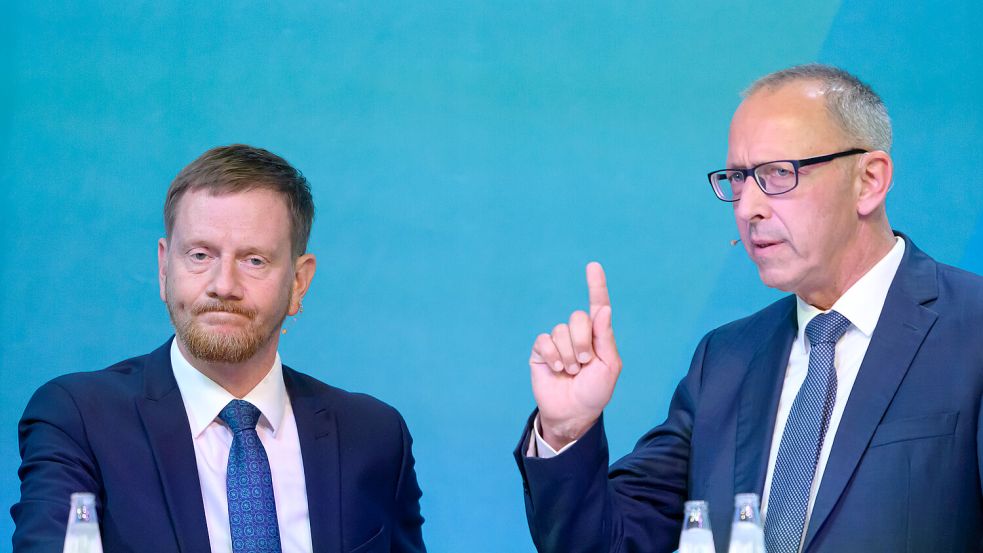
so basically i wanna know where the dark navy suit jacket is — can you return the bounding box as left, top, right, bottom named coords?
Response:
left=515, top=236, right=983, bottom=552
left=12, top=339, right=426, bottom=553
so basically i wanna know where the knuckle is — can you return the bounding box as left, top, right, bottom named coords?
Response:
left=569, top=310, right=589, bottom=329
left=533, top=334, right=554, bottom=354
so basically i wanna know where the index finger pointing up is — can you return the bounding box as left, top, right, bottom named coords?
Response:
left=586, top=261, right=611, bottom=318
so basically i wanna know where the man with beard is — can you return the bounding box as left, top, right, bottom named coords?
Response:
left=12, top=145, right=426, bottom=553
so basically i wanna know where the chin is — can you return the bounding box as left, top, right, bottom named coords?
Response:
left=755, top=267, right=797, bottom=293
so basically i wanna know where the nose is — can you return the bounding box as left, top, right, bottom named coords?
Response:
left=733, top=174, right=772, bottom=224
left=207, top=256, right=244, bottom=300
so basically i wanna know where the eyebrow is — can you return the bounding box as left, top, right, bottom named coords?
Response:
left=724, top=158, right=780, bottom=170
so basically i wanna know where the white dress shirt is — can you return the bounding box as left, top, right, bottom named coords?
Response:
left=532, top=237, right=906, bottom=541
left=760, top=236, right=904, bottom=542
left=170, top=341, right=314, bottom=553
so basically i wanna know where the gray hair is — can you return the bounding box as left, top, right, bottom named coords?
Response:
left=743, top=64, right=892, bottom=152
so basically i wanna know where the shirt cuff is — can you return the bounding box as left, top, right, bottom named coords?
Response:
left=528, top=414, right=578, bottom=458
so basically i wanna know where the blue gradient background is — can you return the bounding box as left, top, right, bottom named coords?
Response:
left=2, top=2, right=981, bottom=551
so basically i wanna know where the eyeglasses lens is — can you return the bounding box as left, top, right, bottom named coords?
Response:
left=754, top=161, right=797, bottom=194
left=711, top=170, right=744, bottom=201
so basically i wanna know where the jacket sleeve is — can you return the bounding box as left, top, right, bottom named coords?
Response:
left=391, top=410, right=427, bottom=553
left=514, top=333, right=711, bottom=553
left=11, top=379, right=103, bottom=553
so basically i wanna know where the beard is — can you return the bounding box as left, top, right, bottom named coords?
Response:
left=167, top=294, right=290, bottom=365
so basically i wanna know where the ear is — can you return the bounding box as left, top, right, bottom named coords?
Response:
left=158, top=238, right=169, bottom=303
left=288, top=253, right=317, bottom=316
left=856, top=150, right=893, bottom=217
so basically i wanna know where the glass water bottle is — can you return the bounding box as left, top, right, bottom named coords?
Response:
left=63, top=492, right=103, bottom=553
left=727, top=493, right=765, bottom=553
left=679, top=499, right=716, bottom=553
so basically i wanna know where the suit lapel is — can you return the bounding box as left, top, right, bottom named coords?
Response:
left=734, top=297, right=797, bottom=497
left=803, top=237, right=939, bottom=551
left=134, top=339, right=212, bottom=553
left=286, top=367, right=342, bottom=553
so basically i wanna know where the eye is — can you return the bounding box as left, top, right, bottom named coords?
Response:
left=246, top=256, right=267, bottom=267
left=189, top=251, right=209, bottom=262
left=758, top=163, right=795, bottom=179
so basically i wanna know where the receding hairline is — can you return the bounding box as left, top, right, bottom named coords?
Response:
left=741, top=75, right=823, bottom=98
left=742, top=64, right=862, bottom=96
left=737, top=64, right=893, bottom=152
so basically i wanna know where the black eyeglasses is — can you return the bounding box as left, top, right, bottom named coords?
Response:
left=707, top=148, right=868, bottom=202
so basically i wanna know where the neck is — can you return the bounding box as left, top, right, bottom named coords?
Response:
left=176, top=337, right=279, bottom=398
left=800, top=223, right=896, bottom=310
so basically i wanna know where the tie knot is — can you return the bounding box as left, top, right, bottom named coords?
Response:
left=219, top=399, right=262, bottom=433
left=805, top=310, right=851, bottom=345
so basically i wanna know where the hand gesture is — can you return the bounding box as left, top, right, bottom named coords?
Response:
left=530, top=262, right=622, bottom=451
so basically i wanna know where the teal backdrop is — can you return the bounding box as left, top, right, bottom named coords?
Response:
left=2, top=1, right=981, bottom=551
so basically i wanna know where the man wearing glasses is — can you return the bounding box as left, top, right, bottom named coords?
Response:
left=515, top=64, right=983, bottom=552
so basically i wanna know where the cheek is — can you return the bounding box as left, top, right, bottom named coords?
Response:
left=733, top=209, right=751, bottom=239
left=165, top=272, right=205, bottom=305
left=254, top=277, right=294, bottom=309
left=773, top=204, right=818, bottom=251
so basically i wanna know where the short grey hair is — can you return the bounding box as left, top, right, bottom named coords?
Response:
left=743, top=64, right=892, bottom=152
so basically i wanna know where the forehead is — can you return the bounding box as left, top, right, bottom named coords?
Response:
left=170, top=188, right=291, bottom=247
left=727, top=80, right=847, bottom=164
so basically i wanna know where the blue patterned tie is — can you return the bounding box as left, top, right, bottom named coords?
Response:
left=764, top=310, right=851, bottom=553
left=219, top=399, right=282, bottom=553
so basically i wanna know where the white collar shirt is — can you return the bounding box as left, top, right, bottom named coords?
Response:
left=170, top=341, right=313, bottom=553
left=761, top=236, right=906, bottom=548
left=530, top=238, right=908, bottom=552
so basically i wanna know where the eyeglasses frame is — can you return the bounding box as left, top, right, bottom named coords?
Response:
left=707, top=148, right=869, bottom=202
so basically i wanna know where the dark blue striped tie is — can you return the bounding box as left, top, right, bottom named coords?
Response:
left=764, top=310, right=851, bottom=553
left=219, top=399, right=283, bottom=553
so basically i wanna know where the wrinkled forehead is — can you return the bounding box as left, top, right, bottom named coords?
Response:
left=726, top=81, right=846, bottom=165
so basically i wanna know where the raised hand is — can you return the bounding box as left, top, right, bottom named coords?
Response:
left=530, top=262, right=622, bottom=451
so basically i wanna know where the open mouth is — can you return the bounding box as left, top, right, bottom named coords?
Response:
left=751, top=239, right=784, bottom=252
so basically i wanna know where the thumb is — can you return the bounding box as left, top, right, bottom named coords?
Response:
left=592, top=305, right=621, bottom=371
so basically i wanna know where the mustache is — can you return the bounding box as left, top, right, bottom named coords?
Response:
left=190, top=301, right=257, bottom=319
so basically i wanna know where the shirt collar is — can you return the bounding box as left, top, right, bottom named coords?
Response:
left=170, top=339, right=288, bottom=438
left=795, top=237, right=906, bottom=349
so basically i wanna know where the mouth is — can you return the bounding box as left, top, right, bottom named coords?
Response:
left=749, top=238, right=785, bottom=254
left=191, top=301, right=256, bottom=318
left=197, top=310, right=250, bottom=323
left=200, top=309, right=245, bottom=317
left=193, top=306, right=256, bottom=326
